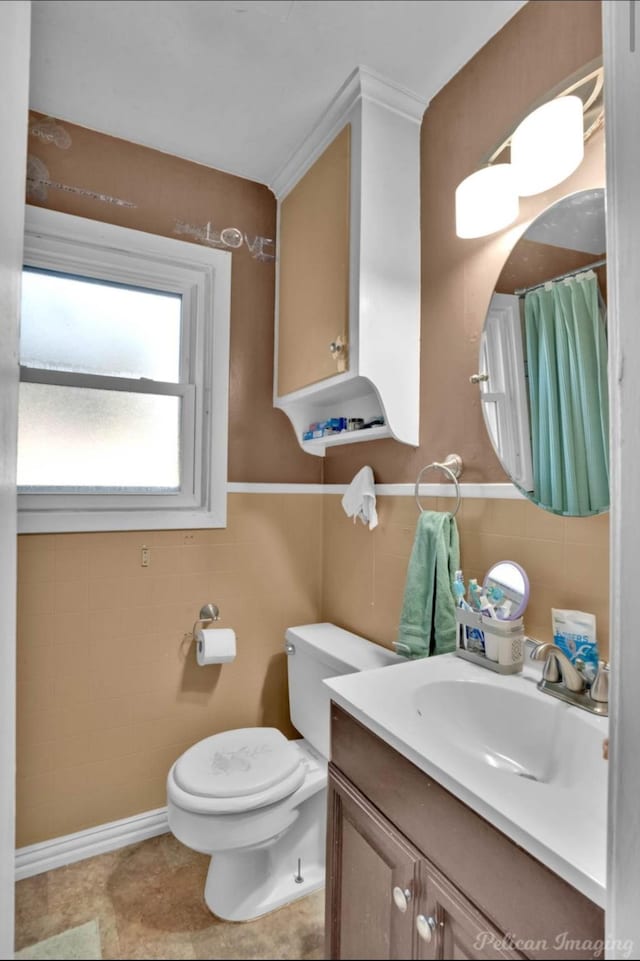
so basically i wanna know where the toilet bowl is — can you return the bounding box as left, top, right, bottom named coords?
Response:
left=167, top=622, right=401, bottom=921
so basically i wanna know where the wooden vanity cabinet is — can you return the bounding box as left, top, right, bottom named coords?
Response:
left=326, top=704, right=604, bottom=961
left=326, top=766, right=420, bottom=959
left=327, top=765, right=522, bottom=960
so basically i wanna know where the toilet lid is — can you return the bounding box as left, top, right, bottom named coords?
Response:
left=173, top=727, right=304, bottom=799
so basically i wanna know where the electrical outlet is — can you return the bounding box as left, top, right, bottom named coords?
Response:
left=141, top=546, right=150, bottom=567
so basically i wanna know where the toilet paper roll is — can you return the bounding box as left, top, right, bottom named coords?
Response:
left=196, top=628, right=236, bottom=665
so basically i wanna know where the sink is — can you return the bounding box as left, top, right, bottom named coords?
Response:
left=414, top=678, right=564, bottom=782
left=325, top=652, right=608, bottom=906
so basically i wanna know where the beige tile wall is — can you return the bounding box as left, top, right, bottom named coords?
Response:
left=16, top=493, right=323, bottom=847
left=16, top=490, right=609, bottom=847
left=322, top=495, right=609, bottom=658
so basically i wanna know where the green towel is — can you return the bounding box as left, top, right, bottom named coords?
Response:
left=396, top=511, right=460, bottom=658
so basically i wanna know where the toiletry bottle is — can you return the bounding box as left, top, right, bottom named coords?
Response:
left=469, top=579, right=482, bottom=610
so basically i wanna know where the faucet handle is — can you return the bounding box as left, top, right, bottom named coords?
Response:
left=542, top=654, right=562, bottom=684
left=524, top=636, right=545, bottom=660
left=589, top=661, right=610, bottom=705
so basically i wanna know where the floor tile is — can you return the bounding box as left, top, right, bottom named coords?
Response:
left=15, top=874, right=50, bottom=950
left=15, top=834, right=325, bottom=961
left=15, top=920, right=101, bottom=960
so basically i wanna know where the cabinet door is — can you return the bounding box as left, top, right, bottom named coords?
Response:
left=416, top=861, right=525, bottom=961
left=277, top=124, right=350, bottom=397
left=326, top=765, right=421, bottom=961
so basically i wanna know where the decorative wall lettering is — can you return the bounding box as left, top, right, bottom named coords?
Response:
left=174, top=219, right=275, bottom=262
left=26, top=155, right=136, bottom=208
left=29, top=115, right=72, bottom=149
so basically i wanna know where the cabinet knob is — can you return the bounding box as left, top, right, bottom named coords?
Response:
left=329, top=340, right=345, bottom=356
left=470, top=372, right=489, bottom=384
left=416, top=914, right=437, bottom=942
left=392, top=885, right=412, bottom=913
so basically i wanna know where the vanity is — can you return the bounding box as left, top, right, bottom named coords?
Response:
left=324, top=657, right=607, bottom=960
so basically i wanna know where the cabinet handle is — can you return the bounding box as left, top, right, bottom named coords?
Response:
left=392, top=886, right=412, bottom=913
left=470, top=372, right=489, bottom=384
left=416, top=914, right=437, bottom=942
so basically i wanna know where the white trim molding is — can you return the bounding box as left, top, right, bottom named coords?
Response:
left=271, top=65, right=426, bottom=199
left=0, top=3, right=30, bottom=955
left=227, top=481, right=524, bottom=499
left=227, top=482, right=328, bottom=495
left=604, top=2, right=640, bottom=956
left=19, top=206, right=231, bottom=533
left=15, top=807, right=169, bottom=881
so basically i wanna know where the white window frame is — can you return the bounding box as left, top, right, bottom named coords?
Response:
left=480, top=292, right=534, bottom=493
left=19, top=206, right=231, bottom=533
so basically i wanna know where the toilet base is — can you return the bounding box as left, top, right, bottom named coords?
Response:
left=204, top=790, right=326, bottom=921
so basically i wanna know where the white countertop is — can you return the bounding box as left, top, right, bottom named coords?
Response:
left=325, top=653, right=608, bottom=907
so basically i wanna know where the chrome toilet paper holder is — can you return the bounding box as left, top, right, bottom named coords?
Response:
left=191, top=602, right=220, bottom=639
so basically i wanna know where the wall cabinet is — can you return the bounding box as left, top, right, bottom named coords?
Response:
left=272, top=67, right=426, bottom=455
left=278, top=125, right=351, bottom=398
left=326, top=705, right=604, bottom=960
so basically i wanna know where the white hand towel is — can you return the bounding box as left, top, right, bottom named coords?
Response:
left=341, top=466, right=378, bottom=530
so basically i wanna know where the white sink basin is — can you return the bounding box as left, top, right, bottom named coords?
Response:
left=325, top=653, right=608, bottom=906
left=414, top=676, right=603, bottom=792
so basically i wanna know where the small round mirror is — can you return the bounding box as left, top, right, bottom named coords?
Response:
left=483, top=560, right=529, bottom=620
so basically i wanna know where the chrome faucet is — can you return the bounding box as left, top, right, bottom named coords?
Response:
left=528, top=640, right=609, bottom=716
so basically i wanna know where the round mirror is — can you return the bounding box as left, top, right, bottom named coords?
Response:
left=483, top=560, right=529, bottom=620
left=478, top=188, right=608, bottom=517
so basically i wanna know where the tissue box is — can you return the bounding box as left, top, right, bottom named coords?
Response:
left=455, top=607, right=524, bottom=674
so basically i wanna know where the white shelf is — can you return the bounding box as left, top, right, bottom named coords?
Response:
left=301, top=424, right=391, bottom=453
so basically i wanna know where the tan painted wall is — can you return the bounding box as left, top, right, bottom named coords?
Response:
left=320, top=1, right=609, bottom=671
left=322, top=495, right=609, bottom=659
left=18, top=114, right=325, bottom=845
left=25, top=110, right=321, bottom=485
left=16, top=494, right=322, bottom=846
left=495, top=239, right=607, bottom=302
left=323, top=0, right=604, bottom=485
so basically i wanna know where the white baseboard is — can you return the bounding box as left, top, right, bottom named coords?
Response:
left=15, top=807, right=169, bottom=881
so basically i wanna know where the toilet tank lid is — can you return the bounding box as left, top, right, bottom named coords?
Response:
left=285, top=622, right=402, bottom=674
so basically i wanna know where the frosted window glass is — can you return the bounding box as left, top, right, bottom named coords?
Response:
left=17, top=383, right=180, bottom=490
left=21, top=269, right=182, bottom=382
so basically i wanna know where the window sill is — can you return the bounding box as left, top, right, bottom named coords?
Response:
left=17, top=505, right=227, bottom=534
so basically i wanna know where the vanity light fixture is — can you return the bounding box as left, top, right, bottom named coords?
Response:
left=454, top=96, right=584, bottom=239
left=455, top=164, right=519, bottom=239
left=454, top=57, right=603, bottom=242
left=510, top=95, right=584, bottom=196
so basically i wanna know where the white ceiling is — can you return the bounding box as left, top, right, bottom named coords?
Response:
left=526, top=188, right=606, bottom=255
left=29, top=0, right=526, bottom=187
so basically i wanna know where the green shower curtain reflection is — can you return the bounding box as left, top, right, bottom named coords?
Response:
left=524, top=272, right=609, bottom=516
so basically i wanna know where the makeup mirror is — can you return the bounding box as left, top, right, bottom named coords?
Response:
left=477, top=188, right=608, bottom=516
left=483, top=561, right=529, bottom=620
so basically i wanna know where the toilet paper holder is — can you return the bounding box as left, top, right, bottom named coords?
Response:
left=191, top=602, right=220, bottom=639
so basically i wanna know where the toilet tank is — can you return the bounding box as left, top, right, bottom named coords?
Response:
left=285, top=622, right=401, bottom=760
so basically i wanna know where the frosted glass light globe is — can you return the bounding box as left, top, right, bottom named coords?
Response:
left=511, top=95, right=584, bottom=197
left=455, top=164, right=519, bottom=239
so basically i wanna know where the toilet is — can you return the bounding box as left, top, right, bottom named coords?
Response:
left=167, top=622, right=400, bottom=921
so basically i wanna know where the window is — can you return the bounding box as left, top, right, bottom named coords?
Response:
left=480, top=293, right=534, bottom=493
left=19, top=207, right=231, bottom=533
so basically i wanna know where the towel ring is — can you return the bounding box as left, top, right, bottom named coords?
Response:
left=414, top=454, right=463, bottom=517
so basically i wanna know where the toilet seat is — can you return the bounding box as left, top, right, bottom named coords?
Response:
left=169, top=727, right=307, bottom=815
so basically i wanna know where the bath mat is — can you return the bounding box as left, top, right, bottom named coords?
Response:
left=15, top=920, right=102, bottom=960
